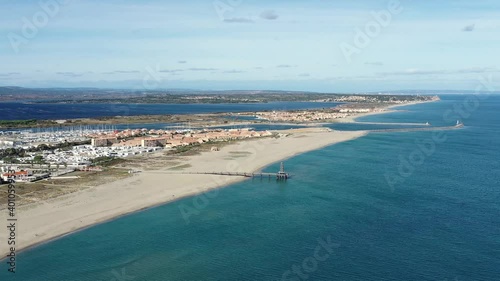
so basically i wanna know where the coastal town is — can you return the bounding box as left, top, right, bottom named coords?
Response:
left=0, top=91, right=447, bottom=190
left=250, top=95, right=438, bottom=122
left=0, top=97, right=439, bottom=184
left=0, top=126, right=273, bottom=183
left=253, top=107, right=379, bottom=122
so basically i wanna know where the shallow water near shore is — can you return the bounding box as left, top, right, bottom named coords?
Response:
left=1, top=95, right=500, bottom=280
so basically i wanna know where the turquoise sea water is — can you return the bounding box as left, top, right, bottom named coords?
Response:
left=1, top=95, right=499, bottom=280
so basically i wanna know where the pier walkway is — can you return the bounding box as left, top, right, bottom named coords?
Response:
left=148, top=162, right=290, bottom=180
left=152, top=171, right=289, bottom=178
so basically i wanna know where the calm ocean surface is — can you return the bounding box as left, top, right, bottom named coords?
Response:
left=1, top=95, right=499, bottom=280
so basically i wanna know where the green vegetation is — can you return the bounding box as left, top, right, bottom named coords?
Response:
left=33, top=155, right=45, bottom=164
left=90, top=156, right=127, bottom=167
left=167, top=164, right=192, bottom=170
left=8, top=90, right=438, bottom=105
left=0, top=119, right=59, bottom=129
left=1, top=157, right=20, bottom=164
left=0, top=119, right=38, bottom=127
left=171, top=144, right=197, bottom=155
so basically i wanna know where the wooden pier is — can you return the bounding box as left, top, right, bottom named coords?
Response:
left=155, top=162, right=290, bottom=180
left=276, top=161, right=289, bottom=180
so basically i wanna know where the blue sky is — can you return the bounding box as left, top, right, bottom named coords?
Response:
left=1, top=0, right=499, bottom=92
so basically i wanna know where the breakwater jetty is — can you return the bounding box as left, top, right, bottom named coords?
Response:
left=367, top=123, right=464, bottom=133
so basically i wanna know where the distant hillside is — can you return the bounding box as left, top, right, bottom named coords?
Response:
left=0, top=86, right=443, bottom=104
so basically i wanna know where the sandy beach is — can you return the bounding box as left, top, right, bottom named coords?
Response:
left=0, top=128, right=367, bottom=256
left=0, top=99, right=442, bottom=257
left=338, top=99, right=440, bottom=123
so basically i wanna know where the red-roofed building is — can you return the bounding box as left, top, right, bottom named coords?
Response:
left=1, top=170, right=34, bottom=182
left=141, top=137, right=169, bottom=147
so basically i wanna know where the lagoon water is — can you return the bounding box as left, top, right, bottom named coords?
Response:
left=1, top=95, right=500, bottom=280
left=0, top=101, right=340, bottom=121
